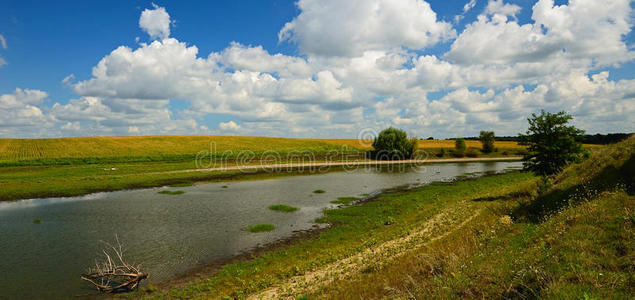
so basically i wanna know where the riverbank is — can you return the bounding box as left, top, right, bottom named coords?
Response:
left=0, top=157, right=520, bottom=202
left=139, top=136, right=633, bottom=299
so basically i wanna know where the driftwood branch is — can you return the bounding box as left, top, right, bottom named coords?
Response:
left=81, top=235, right=148, bottom=293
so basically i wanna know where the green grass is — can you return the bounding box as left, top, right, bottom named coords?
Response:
left=157, top=190, right=185, bottom=195
left=145, top=136, right=633, bottom=299
left=32, top=219, right=41, bottom=224
left=268, top=204, right=299, bottom=212
left=313, top=189, right=326, bottom=194
left=330, top=197, right=360, bottom=204
left=248, top=224, right=275, bottom=233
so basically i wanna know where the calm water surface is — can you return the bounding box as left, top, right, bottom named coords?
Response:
left=0, top=161, right=521, bottom=299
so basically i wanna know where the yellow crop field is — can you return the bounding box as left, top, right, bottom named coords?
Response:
left=0, top=136, right=344, bottom=162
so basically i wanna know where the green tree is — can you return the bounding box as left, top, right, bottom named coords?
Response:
left=479, top=131, right=495, bottom=153
left=452, top=138, right=466, bottom=157
left=369, top=127, right=418, bottom=160
left=518, top=110, right=585, bottom=176
left=455, top=138, right=466, bottom=151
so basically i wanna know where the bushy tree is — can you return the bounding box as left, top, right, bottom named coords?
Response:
left=455, top=138, right=466, bottom=151
left=518, top=110, right=585, bottom=176
left=369, top=127, right=418, bottom=160
left=479, top=131, right=495, bottom=153
left=452, top=138, right=467, bottom=157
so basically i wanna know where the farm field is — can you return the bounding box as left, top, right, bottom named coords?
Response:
left=0, top=136, right=346, bottom=165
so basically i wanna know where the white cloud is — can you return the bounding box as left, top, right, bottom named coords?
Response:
left=218, top=121, right=240, bottom=132
left=0, top=34, right=7, bottom=49
left=139, top=3, right=171, bottom=40
left=2, top=1, right=634, bottom=138
left=0, top=89, right=55, bottom=137
left=446, top=0, right=634, bottom=67
left=279, top=0, right=455, bottom=57
left=484, top=0, right=521, bottom=18
left=61, top=121, right=81, bottom=131
left=464, top=0, right=477, bottom=13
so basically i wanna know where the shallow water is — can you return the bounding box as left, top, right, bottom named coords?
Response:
left=0, top=161, right=521, bottom=299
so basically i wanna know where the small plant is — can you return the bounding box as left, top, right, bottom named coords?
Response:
left=144, top=283, right=158, bottom=293
left=157, top=190, right=185, bottom=195
left=268, top=204, right=299, bottom=212
left=248, top=224, right=275, bottom=233
left=313, top=189, right=325, bottom=194
left=330, top=197, right=360, bottom=204
left=33, top=218, right=41, bottom=224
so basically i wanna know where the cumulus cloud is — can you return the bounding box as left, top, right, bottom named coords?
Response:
left=218, top=121, right=240, bottom=132
left=446, top=0, right=634, bottom=67
left=139, top=3, right=171, bottom=40
left=0, top=89, right=55, bottom=137
left=2, top=1, right=634, bottom=138
left=279, top=0, right=455, bottom=57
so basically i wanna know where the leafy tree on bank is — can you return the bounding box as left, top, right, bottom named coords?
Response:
left=518, top=110, right=585, bottom=176
left=368, top=127, right=418, bottom=160
left=479, top=131, right=495, bottom=153
left=452, top=138, right=467, bottom=157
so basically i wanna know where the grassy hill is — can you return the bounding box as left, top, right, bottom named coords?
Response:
left=150, top=136, right=633, bottom=299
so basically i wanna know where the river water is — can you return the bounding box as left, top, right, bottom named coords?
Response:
left=0, top=161, right=521, bottom=299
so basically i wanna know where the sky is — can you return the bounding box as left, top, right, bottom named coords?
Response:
left=0, top=0, right=633, bottom=139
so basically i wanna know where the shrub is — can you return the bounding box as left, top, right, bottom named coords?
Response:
left=518, top=110, right=585, bottom=176
left=435, top=149, right=445, bottom=158
left=451, top=149, right=465, bottom=158
left=479, top=131, right=495, bottom=153
left=368, top=127, right=418, bottom=160
left=465, top=148, right=480, bottom=158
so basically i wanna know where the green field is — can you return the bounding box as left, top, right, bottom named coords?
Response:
left=142, top=136, right=633, bottom=299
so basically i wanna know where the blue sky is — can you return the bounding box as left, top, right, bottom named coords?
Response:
left=0, top=0, right=633, bottom=138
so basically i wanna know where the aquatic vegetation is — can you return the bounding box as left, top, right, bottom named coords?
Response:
left=248, top=224, right=275, bottom=233
left=313, top=189, right=326, bottom=194
left=157, top=190, right=185, bottom=195
left=268, top=205, right=299, bottom=212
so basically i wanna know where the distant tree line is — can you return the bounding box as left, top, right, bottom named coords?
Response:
left=451, top=133, right=632, bottom=145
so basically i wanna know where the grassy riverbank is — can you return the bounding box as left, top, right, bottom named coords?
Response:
left=142, top=136, right=633, bottom=299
